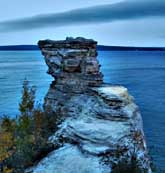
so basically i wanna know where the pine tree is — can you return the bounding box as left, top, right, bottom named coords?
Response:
left=19, top=80, right=36, bottom=116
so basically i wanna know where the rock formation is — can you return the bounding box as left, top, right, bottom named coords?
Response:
left=27, top=37, right=151, bottom=173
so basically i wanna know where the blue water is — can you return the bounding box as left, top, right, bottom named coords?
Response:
left=0, top=51, right=52, bottom=115
left=0, top=50, right=165, bottom=172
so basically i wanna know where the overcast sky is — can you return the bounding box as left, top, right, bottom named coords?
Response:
left=0, top=0, right=165, bottom=46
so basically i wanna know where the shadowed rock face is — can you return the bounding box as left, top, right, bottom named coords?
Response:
left=27, top=37, right=151, bottom=173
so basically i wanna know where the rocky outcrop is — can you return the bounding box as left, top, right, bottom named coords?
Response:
left=27, top=37, right=151, bottom=173
left=38, top=37, right=103, bottom=94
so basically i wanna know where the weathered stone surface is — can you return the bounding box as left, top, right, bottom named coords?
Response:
left=28, top=37, right=151, bottom=173
left=38, top=37, right=103, bottom=93
left=63, top=58, right=81, bottom=72
left=26, top=144, right=109, bottom=173
left=38, top=37, right=97, bottom=49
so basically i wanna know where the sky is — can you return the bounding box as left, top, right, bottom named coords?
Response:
left=0, top=0, right=165, bottom=46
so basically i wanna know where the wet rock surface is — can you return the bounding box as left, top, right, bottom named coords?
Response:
left=27, top=37, right=151, bottom=173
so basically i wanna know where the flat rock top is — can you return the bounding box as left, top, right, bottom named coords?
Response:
left=92, top=86, right=132, bottom=102
left=38, top=37, right=97, bottom=48
left=94, top=86, right=128, bottom=96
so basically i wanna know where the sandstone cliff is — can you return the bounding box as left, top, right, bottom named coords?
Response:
left=27, top=37, right=151, bottom=173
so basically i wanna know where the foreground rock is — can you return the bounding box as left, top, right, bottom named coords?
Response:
left=27, top=37, right=151, bottom=173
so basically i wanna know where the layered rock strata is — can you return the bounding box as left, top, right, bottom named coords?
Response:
left=28, top=37, right=151, bottom=173
left=38, top=37, right=103, bottom=94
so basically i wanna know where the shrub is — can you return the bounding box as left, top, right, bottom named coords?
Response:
left=111, top=154, right=147, bottom=173
left=0, top=80, right=61, bottom=173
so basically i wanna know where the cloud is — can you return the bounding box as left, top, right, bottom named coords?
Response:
left=0, top=0, right=165, bottom=32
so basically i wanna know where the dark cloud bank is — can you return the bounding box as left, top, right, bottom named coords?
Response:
left=0, top=0, right=165, bottom=32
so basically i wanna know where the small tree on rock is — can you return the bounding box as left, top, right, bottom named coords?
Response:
left=19, top=80, right=36, bottom=116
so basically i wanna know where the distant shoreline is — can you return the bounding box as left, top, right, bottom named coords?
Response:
left=98, top=45, right=165, bottom=51
left=0, top=45, right=165, bottom=51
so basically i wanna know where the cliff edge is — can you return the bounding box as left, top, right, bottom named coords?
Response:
left=27, top=37, right=151, bottom=173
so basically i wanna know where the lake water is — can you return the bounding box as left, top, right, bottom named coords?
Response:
left=0, top=50, right=165, bottom=172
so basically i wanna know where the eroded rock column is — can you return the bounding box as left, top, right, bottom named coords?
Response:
left=38, top=37, right=103, bottom=93
left=32, top=37, right=152, bottom=173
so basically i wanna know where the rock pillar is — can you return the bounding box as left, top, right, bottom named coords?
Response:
left=38, top=37, right=103, bottom=93
left=32, top=37, right=152, bottom=173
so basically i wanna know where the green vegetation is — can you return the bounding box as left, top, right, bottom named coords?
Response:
left=0, top=80, right=60, bottom=173
left=111, top=156, right=144, bottom=173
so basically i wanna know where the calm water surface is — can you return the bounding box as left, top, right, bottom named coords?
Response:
left=0, top=50, right=165, bottom=172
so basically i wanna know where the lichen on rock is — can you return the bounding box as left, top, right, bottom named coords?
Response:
left=27, top=37, right=152, bottom=173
